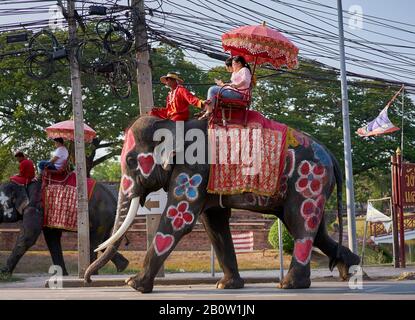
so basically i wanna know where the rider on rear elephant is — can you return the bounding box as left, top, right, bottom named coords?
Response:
left=0, top=177, right=129, bottom=276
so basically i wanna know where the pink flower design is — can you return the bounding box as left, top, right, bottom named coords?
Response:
left=166, top=201, right=194, bottom=231
left=300, top=196, right=325, bottom=231
left=295, top=161, right=326, bottom=198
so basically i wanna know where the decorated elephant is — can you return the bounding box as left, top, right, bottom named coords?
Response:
left=85, top=114, right=360, bottom=292
left=0, top=179, right=129, bottom=276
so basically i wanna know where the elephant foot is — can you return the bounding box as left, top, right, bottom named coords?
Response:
left=0, top=268, right=12, bottom=280
left=336, top=246, right=361, bottom=281
left=279, top=270, right=311, bottom=289
left=125, top=275, right=153, bottom=293
left=216, top=276, right=244, bottom=289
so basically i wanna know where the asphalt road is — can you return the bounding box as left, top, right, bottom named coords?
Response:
left=0, top=281, right=414, bottom=300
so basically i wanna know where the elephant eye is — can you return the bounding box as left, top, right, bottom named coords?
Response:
left=126, top=154, right=137, bottom=169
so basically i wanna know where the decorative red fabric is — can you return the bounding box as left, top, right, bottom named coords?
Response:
left=10, top=159, right=35, bottom=185
left=150, top=85, right=203, bottom=121
left=43, top=172, right=96, bottom=231
left=207, top=110, right=287, bottom=196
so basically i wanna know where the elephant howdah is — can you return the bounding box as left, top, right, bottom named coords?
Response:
left=207, top=111, right=288, bottom=196
left=0, top=180, right=129, bottom=276
left=43, top=172, right=96, bottom=231
left=87, top=114, right=360, bottom=292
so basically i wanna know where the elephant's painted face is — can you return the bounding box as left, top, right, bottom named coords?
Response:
left=120, top=117, right=175, bottom=204
left=0, top=183, right=29, bottom=222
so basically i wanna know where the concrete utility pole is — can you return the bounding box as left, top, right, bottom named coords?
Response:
left=337, top=0, right=357, bottom=254
left=131, top=0, right=164, bottom=277
left=67, top=0, right=90, bottom=278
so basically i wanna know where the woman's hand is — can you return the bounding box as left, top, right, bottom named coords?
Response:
left=215, top=78, right=224, bottom=86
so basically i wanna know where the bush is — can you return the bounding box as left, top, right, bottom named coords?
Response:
left=268, top=220, right=294, bottom=254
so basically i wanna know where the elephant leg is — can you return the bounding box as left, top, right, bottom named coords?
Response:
left=200, top=207, right=244, bottom=289
left=313, top=217, right=360, bottom=280
left=110, top=251, right=130, bottom=273
left=279, top=198, right=323, bottom=289
left=1, top=207, right=42, bottom=275
left=43, top=228, right=69, bottom=276
left=127, top=200, right=205, bottom=293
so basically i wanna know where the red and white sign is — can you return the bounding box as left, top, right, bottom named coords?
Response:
left=231, top=231, right=254, bottom=254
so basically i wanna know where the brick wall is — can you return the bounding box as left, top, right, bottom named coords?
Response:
left=0, top=210, right=274, bottom=251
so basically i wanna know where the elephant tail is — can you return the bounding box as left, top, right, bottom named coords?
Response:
left=329, top=150, right=343, bottom=271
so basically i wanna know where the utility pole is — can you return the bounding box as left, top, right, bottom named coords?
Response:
left=132, top=0, right=154, bottom=113
left=131, top=0, right=164, bottom=277
left=67, top=0, right=90, bottom=278
left=337, top=0, right=357, bottom=254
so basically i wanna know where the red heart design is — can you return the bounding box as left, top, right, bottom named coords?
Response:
left=154, top=232, right=174, bottom=256
left=294, top=238, right=313, bottom=265
left=120, top=129, right=136, bottom=174
left=137, top=153, right=155, bottom=178
left=121, top=175, right=134, bottom=194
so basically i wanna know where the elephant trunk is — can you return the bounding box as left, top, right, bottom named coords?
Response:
left=84, top=238, right=122, bottom=283
left=85, top=185, right=139, bottom=282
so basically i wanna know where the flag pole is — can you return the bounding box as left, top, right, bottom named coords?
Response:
left=401, top=85, right=405, bottom=159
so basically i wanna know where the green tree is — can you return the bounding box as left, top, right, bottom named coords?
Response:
left=0, top=30, right=207, bottom=179
left=268, top=220, right=294, bottom=254
left=91, top=158, right=121, bottom=182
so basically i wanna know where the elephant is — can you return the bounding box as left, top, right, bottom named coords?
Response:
left=84, top=114, right=360, bottom=292
left=0, top=179, right=129, bottom=276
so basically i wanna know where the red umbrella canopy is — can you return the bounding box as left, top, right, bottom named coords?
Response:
left=45, top=120, right=97, bottom=143
left=222, top=22, right=299, bottom=69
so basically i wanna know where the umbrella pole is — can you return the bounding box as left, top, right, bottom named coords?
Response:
left=252, top=56, right=258, bottom=76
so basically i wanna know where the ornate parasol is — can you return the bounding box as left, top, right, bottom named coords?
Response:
left=221, top=22, right=299, bottom=71
left=45, top=120, right=97, bottom=143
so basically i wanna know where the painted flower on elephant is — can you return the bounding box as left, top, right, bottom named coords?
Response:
left=300, top=195, right=325, bottom=231
left=174, top=173, right=202, bottom=201
left=295, top=160, right=326, bottom=198
left=166, top=201, right=194, bottom=231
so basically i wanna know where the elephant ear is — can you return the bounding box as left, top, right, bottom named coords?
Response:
left=152, top=119, right=184, bottom=171
left=11, top=184, right=29, bottom=214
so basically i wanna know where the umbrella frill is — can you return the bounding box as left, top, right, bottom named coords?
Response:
left=222, top=25, right=299, bottom=69
left=45, top=120, right=96, bottom=143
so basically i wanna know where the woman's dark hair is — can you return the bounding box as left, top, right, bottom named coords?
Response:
left=53, top=137, right=64, bottom=144
left=232, top=55, right=252, bottom=73
left=225, top=57, right=233, bottom=67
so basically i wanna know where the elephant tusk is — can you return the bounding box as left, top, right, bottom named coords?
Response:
left=94, top=197, right=140, bottom=252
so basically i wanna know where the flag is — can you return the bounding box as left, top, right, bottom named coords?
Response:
left=366, top=203, right=392, bottom=232
left=357, top=106, right=400, bottom=137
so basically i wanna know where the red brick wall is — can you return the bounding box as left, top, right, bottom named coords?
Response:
left=0, top=211, right=274, bottom=251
